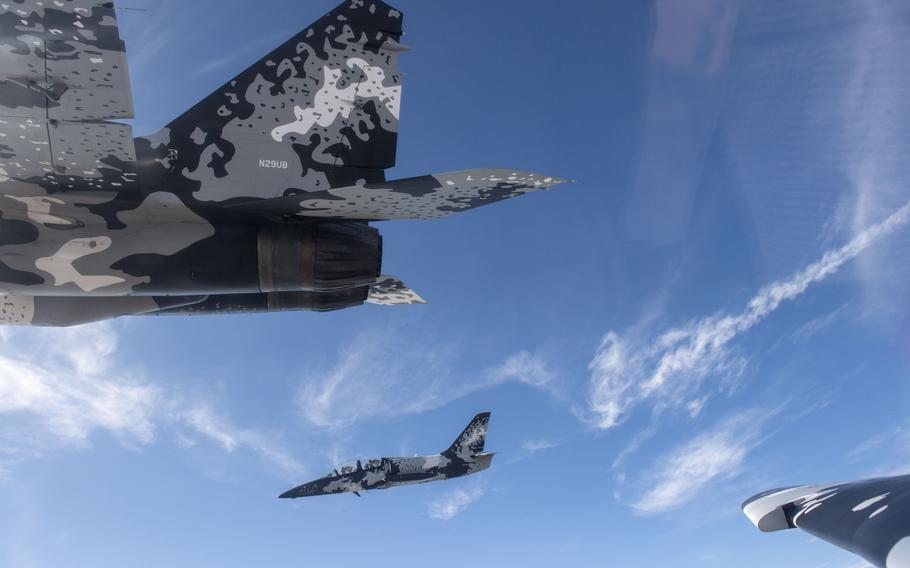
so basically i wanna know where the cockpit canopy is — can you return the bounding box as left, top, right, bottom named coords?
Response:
left=326, top=458, right=385, bottom=477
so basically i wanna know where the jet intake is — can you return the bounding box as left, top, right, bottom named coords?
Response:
left=257, top=223, right=382, bottom=293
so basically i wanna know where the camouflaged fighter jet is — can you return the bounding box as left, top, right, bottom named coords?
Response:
left=280, top=412, right=493, bottom=498
left=0, top=1, right=570, bottom=327
left=743, top=474, right=910, bottom=568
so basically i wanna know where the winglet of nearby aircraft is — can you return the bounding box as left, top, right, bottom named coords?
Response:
left=280, top=413, right=493, bottom=499
left=743, top=474, right=910, bottom=568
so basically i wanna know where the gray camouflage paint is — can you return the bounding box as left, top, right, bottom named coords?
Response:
left=0, top=0, right=571, bottom=326
left=280, top=412, right=493, bottom=498
left=743, top=474, right=910, bottom=567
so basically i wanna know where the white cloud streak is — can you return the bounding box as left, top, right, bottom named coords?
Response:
left=298, top=331, right=556, bottom=429
left=427, top=482, right=487, bottom=521
left=632, top=410, right=769, bottom=515
left=489, top=351, right=556, bottom=389
left=0, top=324, right=303, bottom=476
left=521, top=439, right=561, bottom=454
left=0, top=324, right=161, bottom=448
left=180, top=403, right=304, bottom=477
left=297, top=334, right=458, bottom=429
left=588, top=201, right=910, bottom=429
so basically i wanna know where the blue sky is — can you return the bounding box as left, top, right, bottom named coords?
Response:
left=2, top=1, right=910, bottom=566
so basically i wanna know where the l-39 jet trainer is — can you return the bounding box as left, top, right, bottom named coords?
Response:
left=743, top=474, right=910, bottom=568
left=280, top=412, right=493, bottom=498
left=0, top=1, right=570, bottom=327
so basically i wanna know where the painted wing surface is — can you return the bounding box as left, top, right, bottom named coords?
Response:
left=743, top=475, right=910, bottom=568
left=229, top=169, right=572, bottom=220
left=0, top=0, right=136, bottom=190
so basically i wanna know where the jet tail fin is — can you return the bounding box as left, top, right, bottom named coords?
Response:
left=145, top=1, right=406, bottom=200
left=443, top=412, right=491, bottom=458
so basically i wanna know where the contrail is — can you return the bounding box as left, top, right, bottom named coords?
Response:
left=589, top=200, right=910, bottom=429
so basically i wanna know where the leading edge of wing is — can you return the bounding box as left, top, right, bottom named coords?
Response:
left=227, top=168, right=574, bottom=220
left=742, top=483, right=840, bottom=532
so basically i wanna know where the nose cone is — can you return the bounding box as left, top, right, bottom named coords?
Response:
left=279, top=480, right=324, bottom=499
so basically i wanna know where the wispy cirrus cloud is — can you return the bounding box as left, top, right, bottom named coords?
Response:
left=587, top=201, right=910, bottom=430
left=297, top=331, right=557, bottom=429
left=0, top=324, right=161, bottom=451
left=427, top=481, right=487, bottom=521
left=521, top=439, right=561, bottom=454
left=631, top=409, right=770, bottom=515
left=841, top=9, right=910, bottom=324
left=0, top=324, right=303, bottom=477
left=180, top=403, right=305, bottom=477
left=839, top=419, right=910, bottom=479
left=489, top=351, right=557, bottom=389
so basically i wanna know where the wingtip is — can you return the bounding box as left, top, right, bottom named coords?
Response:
left=517, top=171, right=575, bottom=189
left=403, top=288, right=429, bottom=305
left=451, top=169, right=575, bottom=188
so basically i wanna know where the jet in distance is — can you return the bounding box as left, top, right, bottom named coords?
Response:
left=281, top=412, right=493, bottom=498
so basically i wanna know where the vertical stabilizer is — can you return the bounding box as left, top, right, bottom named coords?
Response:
left=142, top=1, right=406, bottom=201
left=443, top=412, right=491, bottom=459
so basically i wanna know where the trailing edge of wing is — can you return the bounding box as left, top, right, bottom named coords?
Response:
left=228, top=169, right=574, bottom=220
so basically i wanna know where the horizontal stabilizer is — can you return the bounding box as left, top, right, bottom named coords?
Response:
left=228, top=169, right=573, bottom=220
left=367, top=275, right=427, bottom=306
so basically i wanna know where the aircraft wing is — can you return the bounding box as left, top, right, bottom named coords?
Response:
left=743, top=475, right=910, bottom=568
left=0, top=1, right=137, bottom=190
left=228, top=169, right=572, bottom=220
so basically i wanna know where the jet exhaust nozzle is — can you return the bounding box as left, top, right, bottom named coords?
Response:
left=257, top=223, right=382, bottom=293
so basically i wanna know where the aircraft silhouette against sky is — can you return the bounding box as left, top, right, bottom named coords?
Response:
left=280, top=412, right=493, bottom=499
